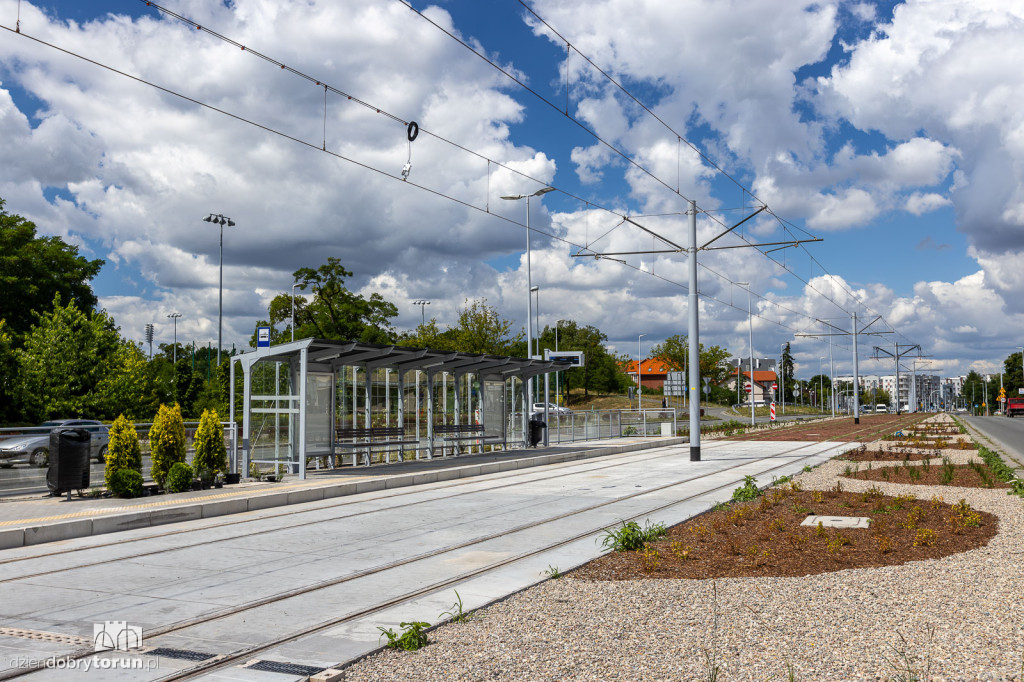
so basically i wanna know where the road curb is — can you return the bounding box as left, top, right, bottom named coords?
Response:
left=0, top=437, right=687, bottom=551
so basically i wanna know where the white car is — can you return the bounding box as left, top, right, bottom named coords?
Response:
left=532, top=402, right=571, bottom=415
left=874, top=404, right=888, bottom=413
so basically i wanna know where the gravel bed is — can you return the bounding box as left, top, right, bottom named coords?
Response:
left=343, top=452, right=1024, bottom=681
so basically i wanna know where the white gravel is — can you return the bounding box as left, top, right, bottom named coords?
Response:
left=341, top=418, right=1024, bottom=681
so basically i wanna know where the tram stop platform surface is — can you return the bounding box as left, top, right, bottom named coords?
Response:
left=0, top=436, right=687, bottom=550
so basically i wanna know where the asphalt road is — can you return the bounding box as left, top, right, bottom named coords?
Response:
left=963, top=415, right=1024, bottom=472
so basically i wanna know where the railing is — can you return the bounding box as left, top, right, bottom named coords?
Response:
left=513, top=409, right=679, bottom=444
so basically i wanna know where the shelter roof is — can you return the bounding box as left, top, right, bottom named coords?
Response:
left=235, top=338, right=565, bottom=378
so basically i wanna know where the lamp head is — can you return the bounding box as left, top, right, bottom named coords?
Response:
left=500, top=194, right=524, bottom=201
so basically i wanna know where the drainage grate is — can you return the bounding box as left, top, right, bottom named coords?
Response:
left=248, top=660, right=326, bottom=676
left=148, top=647, right=216, bottom=662
left=0, top=627, right=90, bottom=647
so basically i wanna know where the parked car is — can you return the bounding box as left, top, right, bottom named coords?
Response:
left=874, top=404, right=888, bottom=413
left=0, top=419, right=109, bottom=468
left=532, top=402, right=572, bottom=416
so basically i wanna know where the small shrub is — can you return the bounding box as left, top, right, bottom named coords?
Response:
left=104, top=415, right=142, bottom=490
left=107, top=468, right=143, bottom=498
left=727, top=507, right=748, bottom=526
left=811, top=490, right=824, bottom=503
left=149, top=403, right=186, bottom=487
left=378, top=621, right=430, bottom=651
left=192, top=409, right=227, bottom=477
left=249, top=461, right=263, bottom=481
left=768, top=517, right=786, bottom=533
left=600, top=519, right=666, bottom=552
left=639, top=544, right=660, bottom=573
left=785, top=533, right=807, bottom=550
left=814, top=521, right=827, bottom=539
left=689, top=523, right=712, bottom=541
left=875, top=534, right=894, bottom=553
left=166, top=462, right=194, bottom=494
left=670, top=542, right=694, bottom=560
left=914, top=529, right=937, bottom=547
left=731, top=475, right=761, bottom=502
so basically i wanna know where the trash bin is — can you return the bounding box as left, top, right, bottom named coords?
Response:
left=47, top=428, right=91, bottom=496
left=528, top=417, right=546, bottom=448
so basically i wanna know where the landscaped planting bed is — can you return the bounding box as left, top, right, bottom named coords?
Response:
left=842, top=458, right=1011, bottom=488
left=569, top=482, right=996, bottom=580
left=842, top=446, right=939, bottom=461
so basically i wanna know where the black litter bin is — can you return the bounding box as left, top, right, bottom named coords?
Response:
left=528, top=417, right=546, bottom=448
left=47, top=428, right=91, bottom=496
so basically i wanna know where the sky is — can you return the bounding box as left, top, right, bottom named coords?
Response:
left=1, top=0, right=1022, bottom=381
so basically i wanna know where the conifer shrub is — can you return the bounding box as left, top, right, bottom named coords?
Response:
left=192, top=409, right=227, bottom=479
left=149, top=403, right=186, bottom=487
left=104, top=415, right=142, bottom=492
left=166, top=462, right=194, bottom=494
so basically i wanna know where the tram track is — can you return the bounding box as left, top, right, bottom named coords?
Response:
left=733, top=413, right=927, bottom=443
left=151, top=439, right=844, bottom=681
left=3, top=438, right=847, bottom=681
left=0, top=443, right=721, bottom=578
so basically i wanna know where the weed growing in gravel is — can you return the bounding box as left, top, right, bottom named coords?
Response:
left=732, top=475, right=761, bottom=502
left=378, top=621, right=431, bottom=651
left=700, top=582, right=723, bottom=682
left=599, top=519, right=667, bottom=552
left=439, top=590, right=472, bottom=623
left=882, top=625, right=934, bottom=681
left=802, top=465, right=813, bottom=473
left=541, top=565, right=562, bottom=579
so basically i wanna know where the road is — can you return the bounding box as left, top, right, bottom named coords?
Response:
left=963, top=415, right=1024, bottom=473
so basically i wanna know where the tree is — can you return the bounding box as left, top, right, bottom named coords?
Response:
left=257, top=258, right=398, bottom=344
left=16, top=295, right=120, bottom=422
left=93, top=341, right=159, bottom=420
left=448, top=299, right=523, bottom=355
left=192, top=408, right=227, bottom=479
left=1004, top=351, right=1023, bottom=397
left=647, top=334, right=733, bottom=386
left=0, top=320, right=20, bottom=423
left=105, top=414, right=142, bottom=490
left=0, top=198, right=103, bottom=338
left=781, top=342, right=795, bottom=403
left=537, top=321, right=631, bottom=398
left=149, top=403, right=187, bottom=487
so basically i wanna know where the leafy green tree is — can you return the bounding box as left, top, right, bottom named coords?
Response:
left=0, top=198, right=103, bottom=338
left=256, top=258, right=398, bottom=344
left=105, top=414, right=142, bottom=490
left=448, top=299, right=523, bottom=355
left=17, top=295, right=120, bottom=421
left=0, top=320, right=20, bottom=423
left=1004, top=351, right=1023, bottom=397
left=537, top=321, right=631, bottom=398
left=149, top=403, right=187, bottom=487
left=192, top=408, right=227, bottom=478
left=399, top=319, right=458, bottom=350
left=93, top=341, right=158, bottom=420
left=647, top=334, right=733, bottom=387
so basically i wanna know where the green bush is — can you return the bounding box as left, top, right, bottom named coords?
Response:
left=731, top=474, right=761, bottom=502
left=166, top=462, right=194, bottom=493
left=149, top=403, right=186, bottom=487
left=107, top=468, right=143, bottom=498
left=599, top=519, right=667, bottom=552
left=104, top=414, right=142, bottom=490
left=192, top=408, right=227, bottom=477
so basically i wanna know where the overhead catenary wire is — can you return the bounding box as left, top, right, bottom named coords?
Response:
left=3, top=10, right=865, bottom=354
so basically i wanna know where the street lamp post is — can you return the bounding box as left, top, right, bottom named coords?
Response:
left=780, top=343, right=786, bottom=415
left=637, top=333, right=646, bottom=410
left=819, top=357, right=825, bottom=411
left=291, top=283, right=300, bottom=342
left=413, top=299, right=431, bottom=327
left=167, top=313, right=182, bottom=365
left=555, top=319, right=566, bottom=406
left=501, top=187, right=555, bottom=423
left=736, top=282, right=755, bottom=427
left=203, top=213, right=235, bottom=367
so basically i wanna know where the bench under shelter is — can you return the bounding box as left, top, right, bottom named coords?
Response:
left=228, top=338, right=562, bottom=480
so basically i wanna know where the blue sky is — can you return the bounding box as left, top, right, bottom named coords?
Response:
left=1, top=0, right=1022, bottom=379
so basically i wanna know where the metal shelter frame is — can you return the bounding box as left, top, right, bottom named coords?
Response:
left=229, top=339, right=562, bottom=479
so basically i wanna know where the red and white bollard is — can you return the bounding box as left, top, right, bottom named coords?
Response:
left=770, top=402, right=776, bottom=422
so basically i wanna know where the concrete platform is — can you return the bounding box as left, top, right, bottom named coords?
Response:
left=0, top=437, right=683, bottom=550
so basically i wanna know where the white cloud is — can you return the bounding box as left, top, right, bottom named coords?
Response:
left=905, top=192, right=951, bottom=215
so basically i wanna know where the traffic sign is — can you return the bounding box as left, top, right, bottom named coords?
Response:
left=744, top=382, right=752, bottom=393
left=793, top=386, right=800, bottom=396
left=771, top=382, right=777, bottom=391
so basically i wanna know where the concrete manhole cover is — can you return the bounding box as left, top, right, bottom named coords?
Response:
left=800, top=515, right=871, bottom=529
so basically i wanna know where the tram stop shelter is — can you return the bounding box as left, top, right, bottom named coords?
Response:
left=229, top=339, right=562, bottom=480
